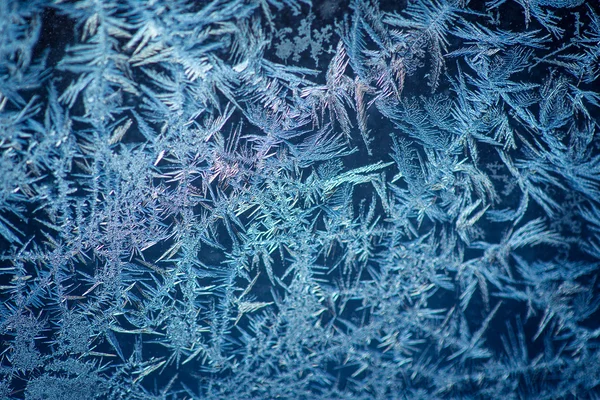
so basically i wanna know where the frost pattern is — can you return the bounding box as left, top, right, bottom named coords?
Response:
left=1, top=0, right=600, bottom=399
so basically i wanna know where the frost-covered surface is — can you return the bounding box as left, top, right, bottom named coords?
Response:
left=1, top=0, right=600, bottom=398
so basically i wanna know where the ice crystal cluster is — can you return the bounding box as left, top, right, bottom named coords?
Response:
left=1, top=0, right=600, bottom=398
